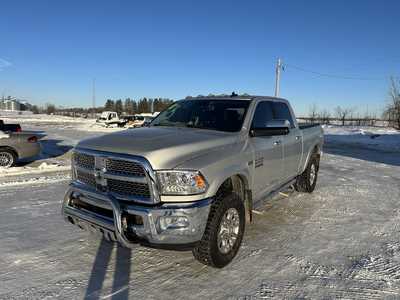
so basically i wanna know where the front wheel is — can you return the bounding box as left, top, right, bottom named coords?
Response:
left=192, top=193, right=245, bottom=268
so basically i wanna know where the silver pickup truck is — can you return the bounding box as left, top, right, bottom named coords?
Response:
left=62, top=95, right=323, bottom=268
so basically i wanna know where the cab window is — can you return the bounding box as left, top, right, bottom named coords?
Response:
left=272, top=102, right=295, bottom=128
left=251, top=101, right=274, bottom=128
left=251, top=101, right=295, bottom=129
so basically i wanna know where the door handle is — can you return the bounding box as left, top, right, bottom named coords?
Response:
left=273, top=140, right=282, bottom=146
left=295, top=135, right=301, bottom=140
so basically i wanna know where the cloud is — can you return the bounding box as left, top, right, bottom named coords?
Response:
left=0, top=58, right=12, bottom=71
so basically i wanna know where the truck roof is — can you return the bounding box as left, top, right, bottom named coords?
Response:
left=184, top=95, right=289, bottom=102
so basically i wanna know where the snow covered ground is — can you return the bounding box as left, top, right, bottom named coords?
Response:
left=1, top=118, right=400, bottom=299
left=323, top=125, right=400, bottom=166
left=323, top=125, right=400, bottom=152
left=2, top=113, right=125, bottom=133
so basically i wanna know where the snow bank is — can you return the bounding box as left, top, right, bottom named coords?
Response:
left=1, top=114, right=86, bottom=124
left=323, top=125, right=400, bottom=152
left=1, top=114, right=126, bottom=133
left=0, top=174, right=68, bottom=187
left=0, top=162, right=70, bottom=178
left=0, top=131, right=9, bottom=139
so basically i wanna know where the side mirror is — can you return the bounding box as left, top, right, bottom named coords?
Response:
left=250, top=119, right=290, bottom=137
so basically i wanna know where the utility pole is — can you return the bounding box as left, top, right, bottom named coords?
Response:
left=92, top=78, right=96, bottom=118
left=274, top=58, right=283, bottom=97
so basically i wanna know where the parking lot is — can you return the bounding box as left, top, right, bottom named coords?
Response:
left=1, top=120, right=400, bottom=299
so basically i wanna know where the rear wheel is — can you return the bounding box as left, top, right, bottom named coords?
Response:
left=295, top=154, right=319, bottom=193
left=0, top=150, right=16, bottom=168
left=192, top=193, right=245, bottom=268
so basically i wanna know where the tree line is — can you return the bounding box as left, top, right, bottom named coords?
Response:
left=35, top=97, right=174, bottom=117
left=303, top=104, right=380, bottom=126
left=103, top=98, right=173, bottom=115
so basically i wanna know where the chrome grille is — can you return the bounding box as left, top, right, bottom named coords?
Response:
left=74, top=152, right=95, bottom=170
left=108, top=179, right=150, bottom=198
left=106, top=159, right=145, bottom=177
left=72, top=149, right=158, bottom=204
left=76, top=169, right=96, bottom=187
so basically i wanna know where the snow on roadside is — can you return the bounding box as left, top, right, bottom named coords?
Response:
left=0, top=162, right=70, bottom=178
left=323, top=125, right=400, bottom=152
left=0, top=174, right=68, bottom=187
left=0, top=131, right=10, bottom=139
left=1, top=114, right=86, bottom=124
left=1, top=114, right=126, bottom=133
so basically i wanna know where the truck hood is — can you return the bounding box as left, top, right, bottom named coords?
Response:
left=77, top=127, right=239, bottom=169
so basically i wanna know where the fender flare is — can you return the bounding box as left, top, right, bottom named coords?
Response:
left=301, top=143, right=321, bottom=173
left=207, top=170, right=252, bottom=223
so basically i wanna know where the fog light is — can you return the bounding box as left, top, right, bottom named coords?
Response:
left=159, top=216, right=189, bottom=230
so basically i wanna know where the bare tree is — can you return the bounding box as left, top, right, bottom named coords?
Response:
left=384, top=77, right=400, bottom=129
left=319, top=109, right=330, bottom=124
left=335, top=106, right=353, bottom=126
left=308, top=104, right=318, bottom=123
left=45, top=103, right=56, bottom=115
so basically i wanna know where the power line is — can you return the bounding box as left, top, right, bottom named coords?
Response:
left=284, top=63, right=389, bottom=81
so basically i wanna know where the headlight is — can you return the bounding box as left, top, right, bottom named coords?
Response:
left=156, top=170, right=208, bottom=195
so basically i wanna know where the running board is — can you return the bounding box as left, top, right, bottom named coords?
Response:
left=252, top=177, right=296, bottom=210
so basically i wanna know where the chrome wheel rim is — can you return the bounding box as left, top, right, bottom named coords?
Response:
left=217, top=208, right=240, bottom=254
left=0, top=152, right=13, bottom=168
left=310, top=164, right=316, bottom=186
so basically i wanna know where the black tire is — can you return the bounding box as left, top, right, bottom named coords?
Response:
left=192, top=193, right=245, bottom=268
left=0, top=149, right=16, bottom=168
left=295, top=154, right=319, bottom=193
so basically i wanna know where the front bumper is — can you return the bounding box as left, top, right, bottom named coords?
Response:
left=62, top=184, right=212, bottom=248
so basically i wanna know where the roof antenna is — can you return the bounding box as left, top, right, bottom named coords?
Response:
left=231, top=92, right=238, bottom=97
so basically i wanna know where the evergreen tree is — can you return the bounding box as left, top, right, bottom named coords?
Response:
left=104, top=99, right=115, bottom=111
left=115, top=99, right=123, bottom=115
left=124, top=98, right=133, bottom=114
left=132, top=100, right=138, bottom=114
left=138, top=97, right=150, bottom=113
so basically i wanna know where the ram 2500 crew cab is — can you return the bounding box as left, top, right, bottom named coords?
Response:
left=62, top=95, right=323, bottom=268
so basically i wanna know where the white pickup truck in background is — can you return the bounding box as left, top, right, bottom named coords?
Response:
left=96, top=111, right=126, bottom=127
left=96, top=112, right=160, bottom=128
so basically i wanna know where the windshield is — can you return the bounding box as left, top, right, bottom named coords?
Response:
left=151, top=99, right=250, bottom=132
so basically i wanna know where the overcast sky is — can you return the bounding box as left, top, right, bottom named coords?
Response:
left=1, top=0, right=399, bottom=115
